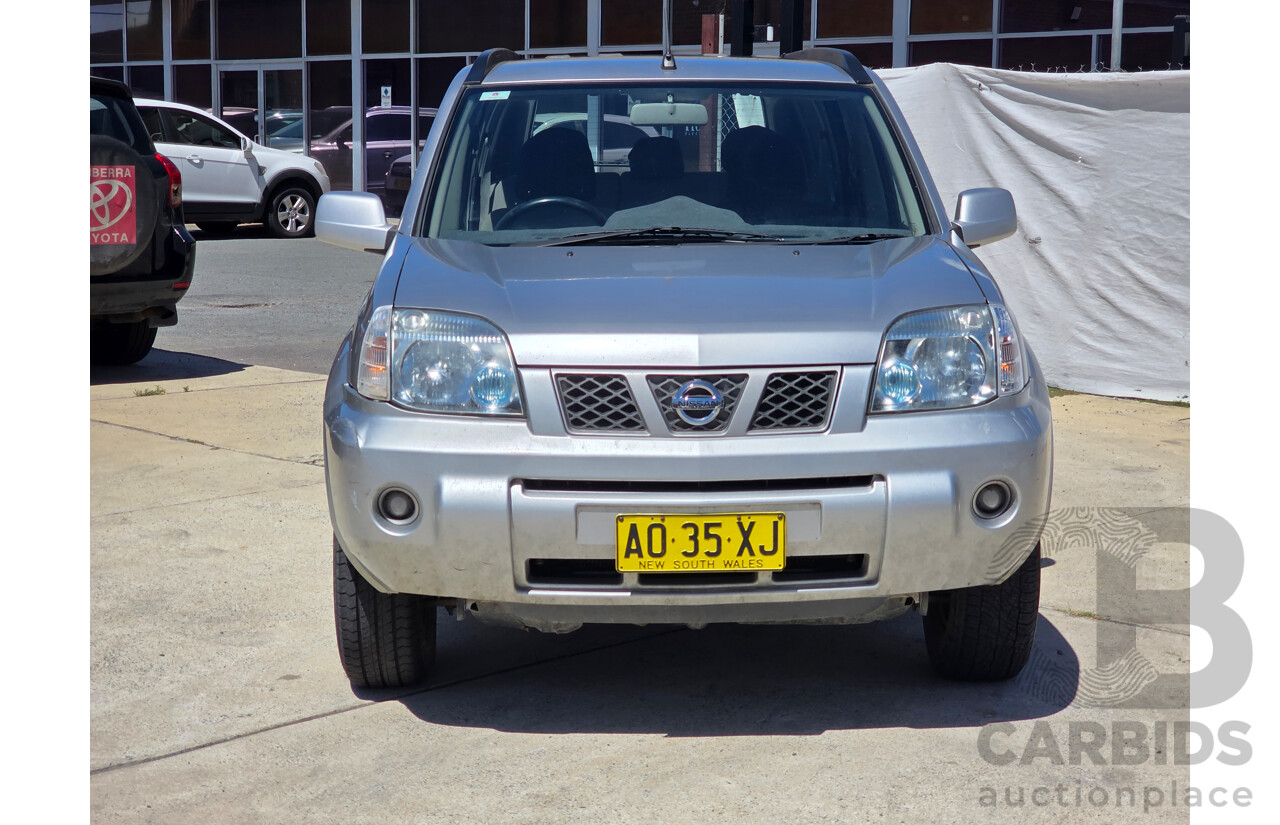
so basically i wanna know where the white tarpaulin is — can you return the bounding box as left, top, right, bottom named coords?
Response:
left=879, top=64, right=1189, bottom=401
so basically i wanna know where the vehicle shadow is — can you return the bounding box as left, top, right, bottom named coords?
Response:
left=381, top=612, right=1080, bottom=736
left=187, top=224, right=276, bottom=241
left=90, top=349, right=248, bottom=384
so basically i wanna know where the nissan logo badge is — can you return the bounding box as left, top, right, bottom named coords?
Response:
left=671, top=379, right=724, bottom=426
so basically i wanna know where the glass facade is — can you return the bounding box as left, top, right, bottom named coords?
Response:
left=90, top=0, right=1190, bottom=209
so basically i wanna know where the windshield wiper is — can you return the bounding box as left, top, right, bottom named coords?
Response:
left=528, top=227, right=789, bottom=246
left=794, top=232, right=911, bottom=245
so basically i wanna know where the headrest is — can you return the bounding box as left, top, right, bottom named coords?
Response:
left=516, top=127, right=596, bottom=201
left=628, top=136, right=684, bottom=181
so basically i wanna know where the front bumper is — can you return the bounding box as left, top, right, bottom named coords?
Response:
left=324, top=349, right=1052, bottom=629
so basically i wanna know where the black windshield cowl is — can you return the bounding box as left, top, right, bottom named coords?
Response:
left=793, top=233, right=911, bottom=245
left=523, top=227, right=790, bottom=247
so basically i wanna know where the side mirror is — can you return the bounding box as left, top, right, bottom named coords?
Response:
left=316, top=192, right=394, bottom=254
left=952, top=188, right=1016, bottom=248
left=240, top=135, right=253, bottom=154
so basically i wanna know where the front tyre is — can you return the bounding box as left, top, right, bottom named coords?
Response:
left=333, top=537, right=436, bottom=688
left=266, top=184, right=316, bottom=239
left=90, top=320, right=157, bottom=365
left=923, top=543, right=1041, bottom=681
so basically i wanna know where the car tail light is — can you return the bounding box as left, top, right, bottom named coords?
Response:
left=155, top=153, right=182, bottom=207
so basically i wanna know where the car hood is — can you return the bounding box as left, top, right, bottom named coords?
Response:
left=393, top=236, right=984, bottom=367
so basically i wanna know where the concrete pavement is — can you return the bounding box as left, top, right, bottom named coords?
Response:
left=91, top=360, right=1191, bottom=823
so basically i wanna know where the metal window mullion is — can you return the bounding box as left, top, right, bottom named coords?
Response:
left=587, top=0, right=601, bottom=56
left=991, top=0, right=999, bottom=67
left=525, top=0, right=532, bottom=55
left=410, top=63, right=419, bottom=175
left=209, top=0, right=219, bottom=115
left=351, top=0, right=364, bottom=192
left=257, top=68, right=266, bottom=143
left=161, top=0, right=173, bottom=98
left=906, top=32, right=996, bottom=43
left=120, top=0, right=128, bottom=64
left=1111, top=0, right=1124, bottom=70
left=410, top=0, right=418, bottom=176
left=892, top=0, right=909, bottom=67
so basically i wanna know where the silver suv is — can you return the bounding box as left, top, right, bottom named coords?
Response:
left=317, top=48, right=1052, bottom=689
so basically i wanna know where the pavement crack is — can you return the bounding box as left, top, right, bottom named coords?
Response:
left=91, top=484, right=323, bottom=519
left=91, top=418, right=324, bottom=469
left=89, top=628, right=683, bottom=777
left=1042, top=604, right=1190, bottom=637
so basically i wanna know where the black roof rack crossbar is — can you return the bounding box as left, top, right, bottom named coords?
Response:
left=783, top=48, right=873, bottom=85
left=463, top=48, right=521, bottom=86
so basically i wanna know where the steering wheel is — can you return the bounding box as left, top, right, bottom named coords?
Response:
left=494, top=196, right=606, bottom=230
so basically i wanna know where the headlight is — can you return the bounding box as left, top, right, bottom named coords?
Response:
left=870, top=303, right=1027, bottom=413
left=356, top=306, right=523, bottom=416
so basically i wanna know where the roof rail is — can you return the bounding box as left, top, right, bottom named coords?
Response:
left=463, top=48, right=521, bottom=86
left=782, top=48, right=873, bottom=85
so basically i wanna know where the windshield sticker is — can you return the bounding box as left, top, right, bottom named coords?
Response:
left=480, top=90, right=511, bottom=101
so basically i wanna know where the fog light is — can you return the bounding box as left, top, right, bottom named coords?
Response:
left=973, top=481, right=1012, bottom=519
left=378, top=488, right=418, bottom=522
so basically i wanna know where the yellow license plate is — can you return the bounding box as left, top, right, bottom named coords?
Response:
left=616, top=513, right=785, bottom=573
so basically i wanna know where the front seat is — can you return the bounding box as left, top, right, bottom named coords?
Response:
left=720, top=125, right=804, bottom=224
left=491, top=128, right=602, bottom=229
left=504, top=128, right=598, bottom=219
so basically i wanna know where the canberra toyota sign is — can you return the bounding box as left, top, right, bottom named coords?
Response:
left=90, top=165, right=136, bottom=245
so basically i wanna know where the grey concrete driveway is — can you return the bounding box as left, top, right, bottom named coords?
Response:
left=91, top=237, right=1193, bottom=824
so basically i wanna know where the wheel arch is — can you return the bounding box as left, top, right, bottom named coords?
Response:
left=261, top=172, right=322, bottom=218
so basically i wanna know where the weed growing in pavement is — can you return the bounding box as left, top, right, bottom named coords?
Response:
left=133, top=385, right=166, bottom=397
left=1064, top=608, right=1100, bottom=620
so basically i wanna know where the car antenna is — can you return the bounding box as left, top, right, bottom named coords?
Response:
left=662, top=0, right=676, bottom=70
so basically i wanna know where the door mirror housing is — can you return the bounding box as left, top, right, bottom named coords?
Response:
left=952, top=188, right=1017, bottom=248
left=316, top=192, right=395, bottom=254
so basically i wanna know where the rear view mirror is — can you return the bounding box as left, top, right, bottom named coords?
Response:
left=629, top=102, right=709, bottom=126
left=952, top=188, right=1016, bottom=248
left=316, top=192, right=394, bottom=254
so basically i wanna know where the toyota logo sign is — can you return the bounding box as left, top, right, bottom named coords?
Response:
left=91, top=165, right=137, bottom=245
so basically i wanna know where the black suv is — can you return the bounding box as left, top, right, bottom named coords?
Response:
left=90, top=77, right=196, bottom=365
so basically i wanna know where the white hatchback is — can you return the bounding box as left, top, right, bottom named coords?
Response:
left=136, top=98, right=331, bottom=238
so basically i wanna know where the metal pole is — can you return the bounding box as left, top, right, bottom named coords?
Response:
left=729, top=0, right=754, bottom=57
left=780, top=0, right=804, bottom=54
left=1110, top=0, right=1124, bottom=71
left=662, top=0, right=675, bottom=69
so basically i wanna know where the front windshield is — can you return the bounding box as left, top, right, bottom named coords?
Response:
left=422, top=82, right=929, bottom=245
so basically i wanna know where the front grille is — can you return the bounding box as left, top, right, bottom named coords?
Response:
left=527, top=559, right=623, bottom=586
left=648, top=373, right=748, bottom=433
left=749, top=371, right=838, bottom=431
left=771, top=554, right=868, bottom=583
left=556, top=374, right=645, bottom=433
